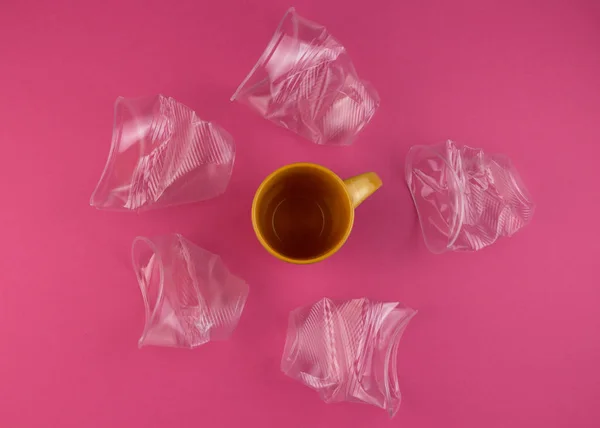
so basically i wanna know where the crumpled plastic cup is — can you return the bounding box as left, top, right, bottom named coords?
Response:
left=281, top=297, right=416, bottom=417
left=90, top=95, right=235, bottom=211
left=406, top=140, right=535, bottom=253
left=132, top=234, right=249, bottom=349
left=231, top=7, right=379, bottom=146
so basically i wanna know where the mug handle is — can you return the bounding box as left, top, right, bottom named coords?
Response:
left=343, top=172, right=382, bottom=209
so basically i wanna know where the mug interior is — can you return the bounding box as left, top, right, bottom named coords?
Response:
left=253, top=164, right=353, bottom=262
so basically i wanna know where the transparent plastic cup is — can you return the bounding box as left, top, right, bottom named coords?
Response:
left=132, top=234, right=249, bottom=349
left=231, top=7, right=379, bottom=146
left=90, top=95, right=235, bottom=211
left=405, top=140, right=535, bottom=252
left=282, top=297, right=416, bottom=417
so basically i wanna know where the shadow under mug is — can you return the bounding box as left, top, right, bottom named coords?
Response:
left=252, top=163, right=382, bottom=264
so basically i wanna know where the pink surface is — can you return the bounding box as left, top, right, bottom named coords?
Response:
left=0, top=1, right=599, bottom=427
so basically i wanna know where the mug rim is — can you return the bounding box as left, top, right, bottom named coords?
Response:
left=251, top=162, right=355, bottom=264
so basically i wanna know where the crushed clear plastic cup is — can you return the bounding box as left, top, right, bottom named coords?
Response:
left=90, top=95, right=235, bottom=211
left=281, top=297, right=416, bottom=417
left=132, top=234, right=249, bottom=349
left=231, top=7, right=379, bottom=146
left=405, top=140, right=535, bottom=253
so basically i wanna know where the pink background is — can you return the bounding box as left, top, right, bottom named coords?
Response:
left=1, top=0, right=599, bottom=427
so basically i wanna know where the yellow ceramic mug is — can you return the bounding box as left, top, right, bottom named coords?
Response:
left=252, top=163, right=382, bottom=264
